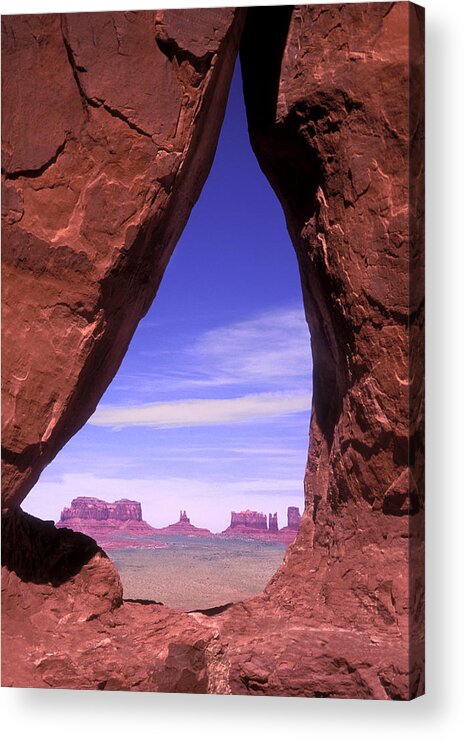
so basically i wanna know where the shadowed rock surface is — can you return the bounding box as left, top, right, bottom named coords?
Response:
left=239, top=1, right=424, bottom=697
left=2, top=512, right=217, bottom=692
left=2, top=508, right=123, bottom=619
left=2, top=4, right=424, bottom=698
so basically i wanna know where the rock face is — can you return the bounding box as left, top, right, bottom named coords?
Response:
left=222, top=509, right=298, bottom=544
left=240, top=1, right=425, bottom=696
left=227, top=510, right=268, bottom=532
left=55, top=497, right=159, bottom=549
left=268, top=513, right=278, bottom=533
left=2, top=4, right=424, bottom=699
left=2, top=510, right=215, bottom=692
left=2, top=509, right=123, bottom=626
left=59, top=497, right=144, bottom=524
left=286, top=507, right=301, bottom=531
left=1, top=7, right=246, bottom=511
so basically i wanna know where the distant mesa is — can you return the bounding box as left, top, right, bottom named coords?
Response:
left=155, top=509, right=212, bottom=537
left=56, top=499, right=212, bottom=546
left=229, top=509, right=267, bottom=532
left=59, top=497, right=145, bottom=524
left=56, top=498, right=301, bottom=547
left=56, top=497, right=160, bottom=549
left=268, top=512, right=278, bottom=533
left=279, top=505, right=302, bottom=535
left=57, top=496, right=153, bottom=530
left=288, top=506, right=301, bottom=529
left=221, top=506, right=301, bottom=543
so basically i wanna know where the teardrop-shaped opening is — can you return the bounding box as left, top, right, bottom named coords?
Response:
left=23, top=60, right=313, bottom=612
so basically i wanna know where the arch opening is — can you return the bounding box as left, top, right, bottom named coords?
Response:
left=22, top=59, right=314, bottom=612
left=2, top=3, right=423, bottom=698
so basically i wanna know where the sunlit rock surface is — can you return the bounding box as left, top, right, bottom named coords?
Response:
left=239, top=1, right=424, bottom=698
left=2, top=4, right=424, bottom=698
left=55, top=497, right=163, bottom=550
left=1, top=6, right=245, bottom=510
left=227, top=509, right=268, bottom=532
left=221, top=509, right=298, bottom=544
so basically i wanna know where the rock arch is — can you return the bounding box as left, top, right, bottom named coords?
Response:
left=1, top=4, right=424, bottom=698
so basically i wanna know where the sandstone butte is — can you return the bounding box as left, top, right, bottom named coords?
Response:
left=1, top=4, right=424, bottom=698
left=221, top=507, right=301, bottom=544
left=154, top=510, right=212, bottom=537
left=56, top=497, right=162, bottom=550
left=56, top=497, right=299, bottom=545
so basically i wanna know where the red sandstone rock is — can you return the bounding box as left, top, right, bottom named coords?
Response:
left=225, top=509, right=268, bottom=532
left=268, top=512, right=278, bottom=532
left=2, top=516, right=215, bottom=692
left=240, top=1, right=424, bottom=696
left=2, top=509, right=123, bottom=623
left=59, top=497, right=144, bottom=524
left=286, top=506, right=301, bottom=531
left=1, top=7, right=245, bottom=511
left=221, top=509, right=298, bottom=544
left=1, top=4, right=424, bottom=699
left=156, top=510, right=212, bottom=537
left=55, top=496, right=162, bottom=549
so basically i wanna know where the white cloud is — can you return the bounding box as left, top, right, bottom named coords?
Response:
left=108, top=305, right=312, bottom=402
left=26, top=305, right=311, bottom=531
left=90, top=392, right=311, bottom=429
left=184, top=307, right=311, bottom=389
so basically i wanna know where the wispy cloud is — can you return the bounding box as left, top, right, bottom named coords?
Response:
left=108, top=305, right=312, bottom=402
left=183, top=307, right=311, bottom=389
left=26, top=305, right=311, bottom=530
left=90, top=392, right=311, bottom=430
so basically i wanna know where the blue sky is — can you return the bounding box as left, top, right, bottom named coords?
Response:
left=24, top=61, right=313, bottom=533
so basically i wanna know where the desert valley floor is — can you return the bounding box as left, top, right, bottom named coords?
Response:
left=112, top=535, right=288, bottom=611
